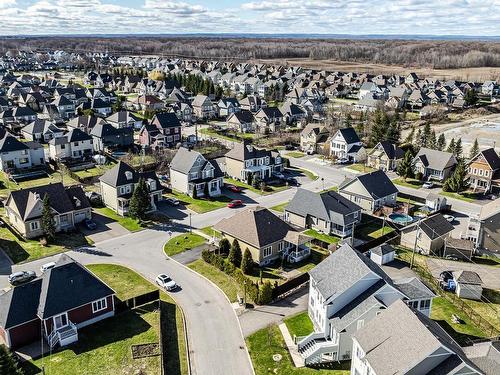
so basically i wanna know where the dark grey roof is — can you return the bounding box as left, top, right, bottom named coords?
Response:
left=453, top=270, right=482, bottom=285
left=403, top=213, right=454, bottom=240
left=338, top=127, right=361, bottom=144
left=0, top=135, right=29, bottom=152
left=0, top=279, right=42, bottom=329
left=370, top=243, right=395, bottom=256
left=67, top=128, right=92, bottom=142
left=37, top=254, right=114, bottom=319
left=478, top=148, right=500, bottom=171
left=22, top=119, right=61, bottom=135
left=225, top=140, right=273, bottom=162
left=99, top=161, right=138, bottom=187
left=170, top=147, right=204, bottom=174
left=394, top=277, right=436, bottom=300
left=152, top=112, right=181, bottom=129
left=229, top=109, right=254, bottom=124
left=414, top=147, right=456, bottom=171
left=341, top=170, right=398, bottom=199
left=376, top=141, right=404, bottom=160
left=285, top=188, right=360, bottom=226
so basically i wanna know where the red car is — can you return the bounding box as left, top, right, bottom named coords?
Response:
left=227, top=200, right=243, bottom=208
left=226, top=184, right=242, bottom=193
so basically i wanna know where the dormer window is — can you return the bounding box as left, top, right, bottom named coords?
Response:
left=74, top=197, right=81, bottom=207
left=125, top=171, right=133, bottom=181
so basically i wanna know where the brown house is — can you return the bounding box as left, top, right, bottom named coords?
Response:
left=467, top=148, right=500, bottom=194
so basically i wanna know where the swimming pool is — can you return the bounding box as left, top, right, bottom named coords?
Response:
left=389, top=213, right=414, bottom=225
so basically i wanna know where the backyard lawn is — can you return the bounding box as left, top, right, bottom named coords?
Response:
left=439, top=190, right=478, bottom=203
left=270, top=201, right=289, bottom=213
left=284, top=312, right=314, bottom=338
left=355, top=220, right=395, bottom=241
left=0, top=226, right=91, bottom=264
left=0, top=172, right=79, bottom=199
left=164, top=233, right=206, bottom=257
left=464, top=289, right=500, bottom=333
left=246, top=325, right=350, bottom=375
left=165, top=190, right=231, bottom=213
left=303, top=229, right=340, bottom=245
left=94, top=207, right=144, bottom=232
left=286, top=151, right=305, bottom=158
left=392, top=178, right=423, bottom=189
left=73, top=163, right=116, bottom=179
left=346, top=164, right=376, bottom=173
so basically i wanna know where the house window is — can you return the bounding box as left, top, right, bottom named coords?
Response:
left=408, top=300, right=419, bottom=309
left=354, top=211, right=358, bottom=218
left=263, top=246, right=272, bottom=258
left=485, top=170, right=489, bottom=177
left=19, top=158, right=29, bottom=164
left=278, top=242, right=284, bottom=252
left=92, top=297, right=108, bottom=313
left=30, top=221, right=40, bottom=231
left=420, top=299, right=431, bottom=309
left=74, top=141, right=79, bottom=146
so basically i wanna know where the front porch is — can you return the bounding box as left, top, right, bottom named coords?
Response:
left=283, top=231, right=313, bottom=264
left=47, top=320, right=78, bottom=349
left=242, top=165, right=272, bottom=182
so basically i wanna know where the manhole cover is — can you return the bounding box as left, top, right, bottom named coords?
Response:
left=272, top=354, right=282, bottom=362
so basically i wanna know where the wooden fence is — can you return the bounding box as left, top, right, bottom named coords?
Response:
left=114, top=289, right=160, bottom=313
left=272, top=272, right=309, bottom=301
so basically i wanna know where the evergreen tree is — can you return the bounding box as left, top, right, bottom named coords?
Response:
left=464, top=89, right=479, bottom=106
left=447, top=138, right=456, bottom=154
left=469, top=138, right=480, bottom=160
left=228, top=239, right=242, bottom=267
left=397, top=150, right=415, bottom=181
left=241, top=248, right=254, bottom=275
left=218, top=238, right=230, bottom=255
left=344, top=113, right=353, bottom=128
left=41, top=194, right=56, bottom=240
left=386, top=120, right=401, bottom=144
left=128, top=178, right=151, bottom=220
left=428, top=130, right=437, bottom=150
left=0, top=345, right=24, bottom=375
left=443, top=160, right=469, bottom=192
left=437, top=134, right=446, bottom=151
left=404, top=126, right=415, bottom=144
left=422, top=123, right=432, bottom=148
left=454, top=138, right=463, bottom=160
left=416, top=129, right=426, bottom=150
left=258, top=281, right=273, bottom=305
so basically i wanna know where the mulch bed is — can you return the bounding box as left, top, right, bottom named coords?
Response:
left=131, top=343, right=160, bottom=359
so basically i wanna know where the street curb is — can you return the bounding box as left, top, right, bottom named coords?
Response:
left=164, top=238, right=256, bottom=375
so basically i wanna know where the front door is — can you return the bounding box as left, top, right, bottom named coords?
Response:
left=53, top=313, right=68, bottom=330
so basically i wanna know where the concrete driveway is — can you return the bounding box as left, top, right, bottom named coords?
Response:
left=81, top=212, right=130, bottom=243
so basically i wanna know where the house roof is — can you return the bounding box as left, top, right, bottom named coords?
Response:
left=170, top=147, right=222, bottom=179
left=151, top=112, right=181, bottom=129
left=337, top=127, right=361, bottom=144
left=394, top=277, right=436, bottom=300
left=67, top=128, right=92, bottom=142
left=374, top=141, right=405, bottom=160
left=453, top=270, right=482, bottom=285
left=37, top=254, right=115, bottom=319
left=402, top=213, right=454, bottom=240
left=228, top=109, right=254, bottom=124
left=414, top=147, right=456, bottom=171
left=214, top=206, right=293, bottom=248
left=0, top=134, right=29, bottom=152
left=285, top=188, right=361, bottom=226
left=474, top=148, right=500, bottom=171
left=225, top=140, right=272, bottom=162
left=370, top=243, right=395, bottom=256
left=339, top=170, right=398, bottom=199
left=22, top=119, right=61, bottom=135
left=99, top=161, right=138, bottom=187
left=0, top=279, right=42, bottom=329
left=353, top=299, right=481, bottom=375
left=463, top=341, right=500, bottom=375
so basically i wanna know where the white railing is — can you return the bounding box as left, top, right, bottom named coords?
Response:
left=297, top=331, right=326, bottom=350
left=48, top=321, right=78, bottom=348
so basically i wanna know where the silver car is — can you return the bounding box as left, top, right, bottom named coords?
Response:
left=8, top=270, right=36, bottom=285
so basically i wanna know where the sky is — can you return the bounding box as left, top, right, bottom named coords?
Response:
left=1, top=0, right=499, bottom=36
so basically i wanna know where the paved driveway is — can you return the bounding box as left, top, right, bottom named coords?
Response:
left=81, top=212, right=130, bottom=243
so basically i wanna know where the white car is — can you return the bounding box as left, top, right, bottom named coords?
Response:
left=443, top=214, right=455, bottom=223
left=422, top=181, right=434, bottom=189
left=155, top=274, right=177, bottom=291
left=40, top=261, right=56, bottom=273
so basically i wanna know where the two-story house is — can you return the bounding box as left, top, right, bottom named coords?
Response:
left=366, top=141, right=404, bottom=171
left=192, top=94, right=215, bottom=120
left=299, top=244, right=435, bottom=365
left=226, top=110, right=255, bottom=133
left=300, top=123, right=329, bottom=154
left=467, top=148, right=500, bottom=194
left=90, top=122, right=134, bottom=153
left=254, top=107, right=284, bottom=133
left=284, top=189, right=362, bottom=238
left=224, top=140, right=283, bottom=182
left=5, top=183, right=91, bottom=239
left=338, top=170, right=398, bottom=213
left=351, top=300, right=481, bottom=375
left=21, top=119, right=64, bottom=143
left=217, top=98, right=241, bottom=118
left=400, top=213, right=454, bottom=255
left=105, top=111, right=143, bottom=130
left=48, top=128, right=94, bottom=162
left=329, top=128, right=366, bottom=162
left=139, top=112, right=182, bottom=149
left=413, top=147, right=457, bottom=182
left=239, top=95, right=266, bottom=113
left=51, top=95, right=75, bottom=120
left=169, top=147, right=223, bottom=198
left=99, top=161, right=163, bottom=216
left=0, top=132, right=45, bottom=172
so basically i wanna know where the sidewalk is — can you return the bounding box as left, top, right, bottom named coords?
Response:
left=279, top=323, right=305, bottom=367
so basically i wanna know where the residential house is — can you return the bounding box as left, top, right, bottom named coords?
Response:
left=329, top=128, right=366, bottom=162
left=400, top=213, right=454, bottom=255
left=224, top=140, right=283, bottom=182
left=169, top=147, right=223, bottom=198
left=21, top=119, right=64, bottom=142
left=226, top=110, right=255, bottom=133
left=106, top=111, right=143, bottom=130
left=463, top=339, right=500, bottom=375
left=134, top=95, right=164, bottom=112
left=467, top=148, right=500, bottom=194
left=299, top=244, right=435, bottom=365
left=99, top=161, right=162, bottom=216
left=413, top=147, right=457, bottom=182
left=192, top=94, right=215, bottom=120
left=138, top=112, right=182, bottom=149
left=280, top=101, right=307, bottom=124
left=214, top=206, right=310, bottom=266
left=0, top=133, right=45, bottom=172
left=452, top=270, right=483, bottom=301
left=5, top=183, right=91, bottom=239
left=338, top=170, right=398, bottom=213
left=351, top=300, right=482, bottom=375
left=366, top=141, right=404, bottom=171
left=12, top=106, right=37, bottom=124
left=51, top=96, right=75, bottom=119
left=254, top=107, right=283, bottom=133
left=67, top=115, right=101, bottom=133
left=90, top=98, right=112, bottom=117
left=48, top=128, right=94, bottom=161
left=217, top=98, right=241, bottom=118
left=300, top=123, right=329, bottom=154
left=0, top=254, right=115, bottom=349
left=444, top=237, right=475, bottom=261
left=239, top=95, right=266, bottom=113
left=90, top=122, right=134, bottom=152
left=284, top=189, right=362, bottom=238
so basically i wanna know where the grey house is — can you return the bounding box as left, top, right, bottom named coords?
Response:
left=284, top=189, right=362, bottom=238
left=90, top=122, right=134, bottom=152
left=413, top=147, right=457, bottom=182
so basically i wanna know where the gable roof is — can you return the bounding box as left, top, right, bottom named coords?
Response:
left=67, top=128, right=92, bottom=142
left=414, top=147, right=457, bottom=171
left=453, top=270, right=482, bottom=285
left=214, top=206, right=293, bottom=248
left=337, top=127, right=361, bottom=144
left=473, top=148, right=500, bottom=171
left=0, top=134, right=29, bottom=152
left=0, top=279, right=42, bottom=329
left=22, top=120, right=61, bottom=136
left=402, top=213, right=454, bottom=240
left=225, top=140, right=272, bottom=162
left=170, top=147, right=205, bottom=174
left=339, top=170, right=398, bottom=199
left=374, top=141, right=404, bottom=160
left=151, top=112, right=181, bottom=129
left=99, top=161, right=138, bottom=187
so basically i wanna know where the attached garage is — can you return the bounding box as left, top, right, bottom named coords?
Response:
left=73, top=208, right=91, bottom=224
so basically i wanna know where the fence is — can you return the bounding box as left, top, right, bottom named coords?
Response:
left=114, top=289, right=160, bottom=313
left=272, top=272, right=309, bottom=301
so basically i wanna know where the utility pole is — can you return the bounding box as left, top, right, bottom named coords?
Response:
left=189, top=212, right=192, bottom=233
left=410, top=220, right=421, bottom=270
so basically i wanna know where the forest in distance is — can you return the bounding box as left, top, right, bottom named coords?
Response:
left=2, top=36, right=500, bottom=70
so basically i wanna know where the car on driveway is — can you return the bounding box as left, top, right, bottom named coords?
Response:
left=84, top=218, right=97, bottom=230
left=155, top=274, right=177, bottom=291
left=439, top=270, right=453, bottom=282
left=286, top=177, right=300, bottom=186
left=165, top=197, right=180, bottom=206
left=337, top=158, right=349, bottom=164
left=443, top=214, right=455, bottom=223
left=8, top=270, right=36, bottom=285
left=272, top=171, right=285, bottom=179
left=226, top=184, right=242, bottom=193
left=40, top=262, right=56, bottom=273
left=422, top=181, right=434, bottom=189
left=227, top=199, right=243, bottom=208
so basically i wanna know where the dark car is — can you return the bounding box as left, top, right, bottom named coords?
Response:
left=227, top=200, right=243, bottom=208
left=84, top=218, right=97, bottom=230
left=165, top=197, right=180, bottom=206
left=286, top=177, right=300, bottom=186
left=439, top=270, right=453, bottom=282
left=284, top=144, right=295, bottom=150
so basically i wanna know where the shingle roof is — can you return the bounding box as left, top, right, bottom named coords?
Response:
left=477, top=148, right=500, bottom=171
left=403, top=213, right=454, bottom=240
left=375, top=141, right=404, bottom=160
left=340, top=170, right=398, bottom=199
left=0, top=279, right=42, bottom=329
left=338, top=127, right=361, bottom=144
left=0, top=135, right=29, bottom=152
left=67, top=128, right=92, bottom=142
left=453, top=270, right=482, bottom=285
left=225, top=140, right=272, bottom=162
left=370, top=243, right=395, bottom=256
left=152, top=112, right=181, bottom=129
left=414, top=147, right=456, bottom=171
left=170, top=147, right=204, bottom=174
left=394, top=277, right=436, bottom=300
left=99, top=161, right=138, bottom=187
left=214, top=206, right=293, bottom=248
left=463, top=341, right=500, bottom=375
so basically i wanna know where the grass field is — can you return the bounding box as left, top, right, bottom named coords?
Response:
left=165, top=190, right=231, bottom=213
left=303, top=229, right=341, bottom=245
left=164, top=233, right=206, bottom=256
left=355, top=223, right=395, bottom=241
left=392, top=178, right=424, bottom=189
left=270, top=201, right=289, bottom=213
left=284, top=312, right=314, bottom=338
left=72, top=163, right=116, bottom=179
left=346, top=164, right=376, bottom=173
left=94, top=207, right=144, bottom=232
left=225, top=177, right=289, bottom=196
left=286, top=151, right=305, bottom=158
left=439, top=190, right=478, bottom=203
left=198, top=226, right=221, bottom=239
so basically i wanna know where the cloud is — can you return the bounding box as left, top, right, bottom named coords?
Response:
left=143, top=0, right=206, bottom=14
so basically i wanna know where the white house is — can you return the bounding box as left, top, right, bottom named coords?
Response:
left=48, top=128, right=94, bottom=161
left=0, top=133, right=45, bottom=172
left=329, top=128, right=366, bottom=162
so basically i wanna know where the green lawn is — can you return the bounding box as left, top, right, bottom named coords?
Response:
left=165, top=190, right=231, bottom=213
left=73, top=163, right=116, bottom=179
left=303, top=229, right=341, bottom=245
left=284, top=312, right=314, bottom=338
left=346, top=164, right=376, bottom=173
left=355, top=222, right=395, bottom=241
left=188, top=259, right=242, bottom=302
left=292, top=247, right=330, bottom=274
left=200, top=127, right=256, bottom=142
left=198, top=226, right=221, bottom=239
left=0, top=172, right=79, bottom=199
left=286, top=151, right=305, bottom=158
left=164, top=233, right=206, bottom=257
left=0, top=226, right=91, bottom=264
left=439, top=191, right=478, bottom=203
left=464, top=289, right=500, bottom=333
left=288, top=167, right=318, bottom=181
left=270, top=201, right=289, bottom=213
left=225, top=178, right=289, bottom=196
left=392, top=178, right=423, bottom=189
left=94, top=207, right=144, bottom=232
left=246, top=325, right=350, bottom=375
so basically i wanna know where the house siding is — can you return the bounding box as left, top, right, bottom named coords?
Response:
left=7, top=319, right=42, bottom=349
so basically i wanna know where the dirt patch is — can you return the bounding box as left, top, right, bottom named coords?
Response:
left=131, top=343, right=160, bottom=359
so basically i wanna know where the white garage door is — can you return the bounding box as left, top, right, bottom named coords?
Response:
left=74, top=211, right=88, bottom=224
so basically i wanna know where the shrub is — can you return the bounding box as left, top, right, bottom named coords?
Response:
left=241, top=248, right=254, bottom=275
left=218, top=238, right=230, bottom=255
left=415, top=172, right=423, bottom=181
left=257, top=281, right=273, bottom=305
left=228, top=239, right=242, bottom=267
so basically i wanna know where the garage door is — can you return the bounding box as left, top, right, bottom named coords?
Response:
left=74, top=211, right=88, bottom=224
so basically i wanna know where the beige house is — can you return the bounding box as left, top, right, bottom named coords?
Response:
left=300, top=123, right=329, bottom=154
left=366, top=141, right=404, bottom=172
left=400, top=214, right=454, bottom=255
left=214, top=206, right=310, bottom=266
left=5, top=183, right=91, bottom=239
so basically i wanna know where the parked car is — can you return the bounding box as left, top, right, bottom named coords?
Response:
left=165, top=197, right=180, bottom=206
left=40, top=262, right=56, bottom=273
left=443, top=214, right=455, bottom=223
left=8, top=270, right=36, bottom=285
left=272, top=171, right=285, bottom=179
left=155, top=274, right=177, bottom=291
left=84, top=218, right=97, bottom=230
left=226, top=184, right=242, bottom=193
left=227, top=199, right=243, bottom=208
left=286, top=177, right=300, bottom=186
left=422, top=181, right=434, bottom=189
left=284, top=144, right=295, bottom=150
left=439, top=270, right=453, bottom=282
left=337, top=158, right=349, bottom=164
left=445, top=254, right=460, bottom=261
